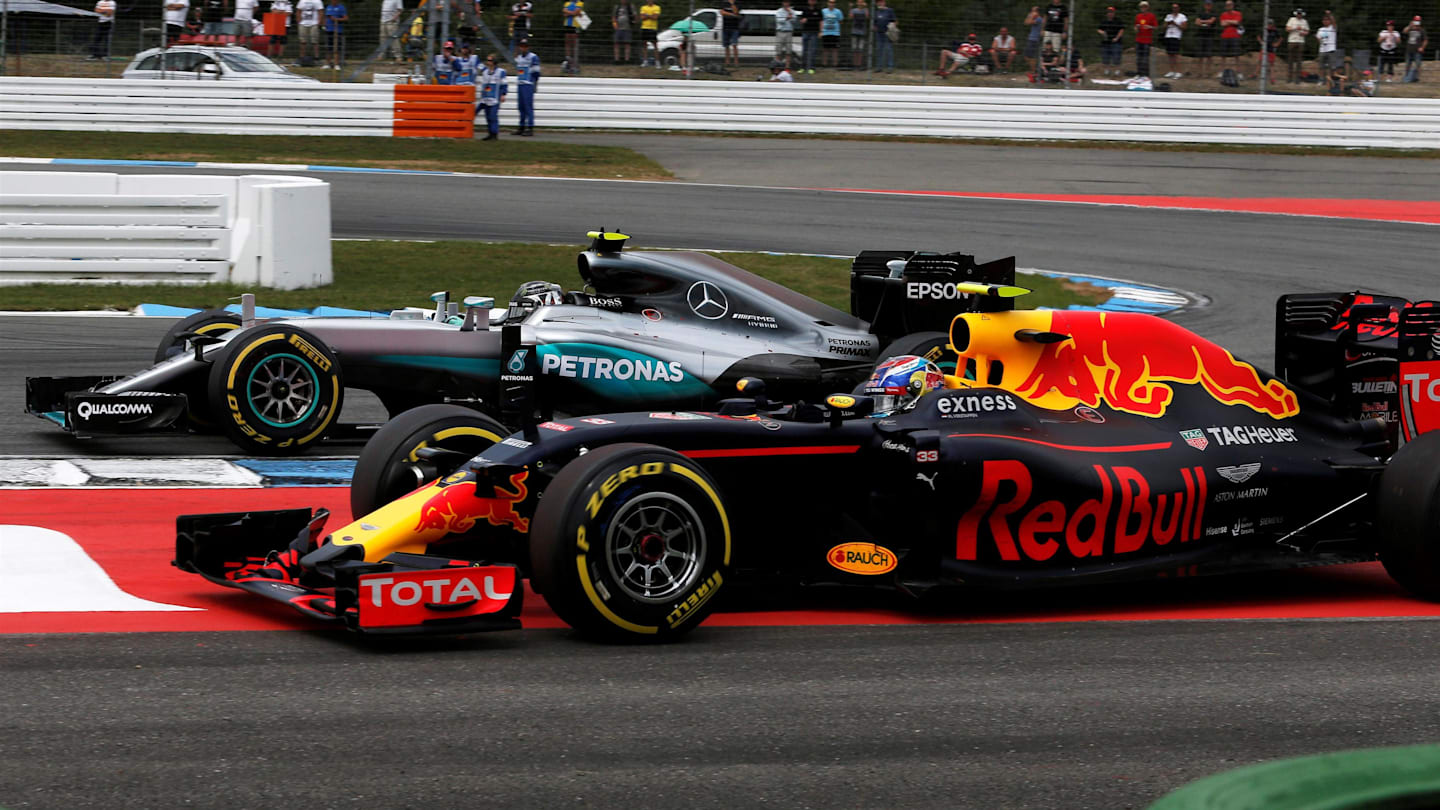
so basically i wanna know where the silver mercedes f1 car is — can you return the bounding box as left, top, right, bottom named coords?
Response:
left=26, top=232, right=1020, bottom=454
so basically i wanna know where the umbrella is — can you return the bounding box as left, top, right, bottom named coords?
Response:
left=1, top=0, right=100, bottom=15
left=668, top=18, right=709, bottom=33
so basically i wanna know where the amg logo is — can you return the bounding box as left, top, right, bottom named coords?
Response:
left=75, top=401, right=154, bottom=420
left=936, top=394, right=1018, bottom=415
left=541, top=354, right=684, bottom=382
left=732, top=313, right=778, bottom=329
left=906, top=282, right=971, bottom=300
left=1351, top=380, right=1398, bottom=394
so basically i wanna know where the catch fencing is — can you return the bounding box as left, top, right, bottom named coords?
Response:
left=0, top=171, right=332, bottom=287
left=0, top=77, right=474, bottom=137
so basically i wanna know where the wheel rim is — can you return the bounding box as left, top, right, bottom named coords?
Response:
left=605, top=491, right=707, bottom=603
left=245, top=352, right=319, bottom=428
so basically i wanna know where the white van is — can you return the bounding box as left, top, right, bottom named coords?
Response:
left=655, top=8, right=803, bottom=66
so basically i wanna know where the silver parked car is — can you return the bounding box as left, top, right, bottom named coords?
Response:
left=122, top=45, right=318, bottom=82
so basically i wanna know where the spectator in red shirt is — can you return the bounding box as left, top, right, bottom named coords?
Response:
left=1134, top=0, right=1157, bottom=76
left=1219, top=0, right=1243, bottom=74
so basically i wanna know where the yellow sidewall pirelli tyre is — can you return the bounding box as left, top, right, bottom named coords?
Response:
left=349, top=403, right=508, bottom=518
left=154, top=309, right=241, bottom=364
left=206, top=324, right=344, bottom=456
left=530, top=443, right=732, bottom=642
left=1378, top=430, right=1440, bottom=599
left=154, top=309, right=243, bottom=431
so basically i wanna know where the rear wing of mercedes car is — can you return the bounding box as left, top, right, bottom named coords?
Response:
left=850, top=250, right=1020, bottom=340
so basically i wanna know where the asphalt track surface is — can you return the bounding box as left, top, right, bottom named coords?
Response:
left=3, top=141, right=1440, bottom=809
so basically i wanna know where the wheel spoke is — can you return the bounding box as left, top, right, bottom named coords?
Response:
left=604, top=492, right=707, bottom=603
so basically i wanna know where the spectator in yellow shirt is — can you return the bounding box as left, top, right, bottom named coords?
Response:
left=640, top=2, right=661, bottom=66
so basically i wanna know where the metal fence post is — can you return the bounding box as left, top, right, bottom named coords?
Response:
left=1, top=0, right=9, bottom=77
left=1259, top=0, right=1271, bottom=93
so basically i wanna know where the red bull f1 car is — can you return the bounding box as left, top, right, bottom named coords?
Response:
left=26, top=232, right=1015, bottom=455
left=173, top=289, right=1440, bottom=640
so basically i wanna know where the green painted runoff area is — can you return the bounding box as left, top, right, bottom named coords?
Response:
left=1149, top=743, right=1440, bottom=810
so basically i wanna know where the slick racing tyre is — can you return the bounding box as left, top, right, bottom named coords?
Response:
left=349, top=404, right=508, bottom=518
left=154, top=310, right=243, bottom=431
left=207, top=324, right=343, bottom=456
left=879, top=331, right=958, bottom=376
left=153, top=309, right=241, bottom=364
left=1377, top=430, right=1440, bottom=599
left=530, top=444, right=731, bottom=642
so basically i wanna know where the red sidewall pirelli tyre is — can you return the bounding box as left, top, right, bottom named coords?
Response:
left=206, top=324, right=344, bottom=456
left=530, top=443, right=732, bottom=642
left=1377, top=430, right=1440, bottom=599
left=349, top=404, right=509, bottom=519
left=154, top=309, right=241, bottom=364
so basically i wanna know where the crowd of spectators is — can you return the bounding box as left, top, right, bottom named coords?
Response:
left=94, top=0, right=1432, bottom=92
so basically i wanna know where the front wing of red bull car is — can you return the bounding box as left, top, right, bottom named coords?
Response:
left=173, top=289, right=1440, bottom=639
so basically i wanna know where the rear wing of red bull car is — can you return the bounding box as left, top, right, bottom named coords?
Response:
left=851, top=250, right=1021, bottom=338
left=1275, top=292, right=1440, bottom=449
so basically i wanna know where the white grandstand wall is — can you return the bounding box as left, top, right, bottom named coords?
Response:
left=0, top=172, right=332, bottom=288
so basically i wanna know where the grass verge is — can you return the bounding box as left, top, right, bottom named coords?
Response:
left=0, top=240, right=1110, bottom=313
left=0, top=131, right=672, bottom=180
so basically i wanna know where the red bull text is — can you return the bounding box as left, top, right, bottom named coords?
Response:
left=956, top=460, right=1208, bottom=562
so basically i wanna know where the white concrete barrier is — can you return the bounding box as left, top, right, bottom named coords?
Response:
left=524, top=78, right=1440, bottom=148
left=0, top=172, right=332, bottom=288
left=5, top=75, right=1435, bottom=147
left=0, top=77, right=475, bottom=138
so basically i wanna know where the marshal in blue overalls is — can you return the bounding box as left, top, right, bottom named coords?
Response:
left=512, top=39, right=541, bottom=136
left=478, top=57, right=508, bottom=140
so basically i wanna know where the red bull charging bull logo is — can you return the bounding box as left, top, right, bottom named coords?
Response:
left=951, top=311, right=1299, bottom=419
left=414, top=471, right=531, bottom=536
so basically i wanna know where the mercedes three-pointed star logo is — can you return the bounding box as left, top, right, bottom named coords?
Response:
left=687, top=281, right=729, bottom=320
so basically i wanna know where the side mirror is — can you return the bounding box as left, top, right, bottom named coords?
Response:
left=460, top=296, right=494, bottom=332
left=825, top=393, right=874, bottom=427
left=735, top=377, right=766, bottom=398
left=717, top=377, right=769, bottom=416
left=430, top=290, right=449, bottom=322
left=199, top=62, right=221, bottom=79
left=885, top=259, right=907, bottom=279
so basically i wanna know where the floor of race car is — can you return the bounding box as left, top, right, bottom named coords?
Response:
left=7, top=486, right=1440, bottom=634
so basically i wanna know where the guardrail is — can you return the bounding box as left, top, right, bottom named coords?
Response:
left=0, top=78, right=474, bottom=139
left=0, top=172, right=332, bottom=288
left=3, top=75, right=1436, bottom=147
left=529, top=78, right=1440, bottom=148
